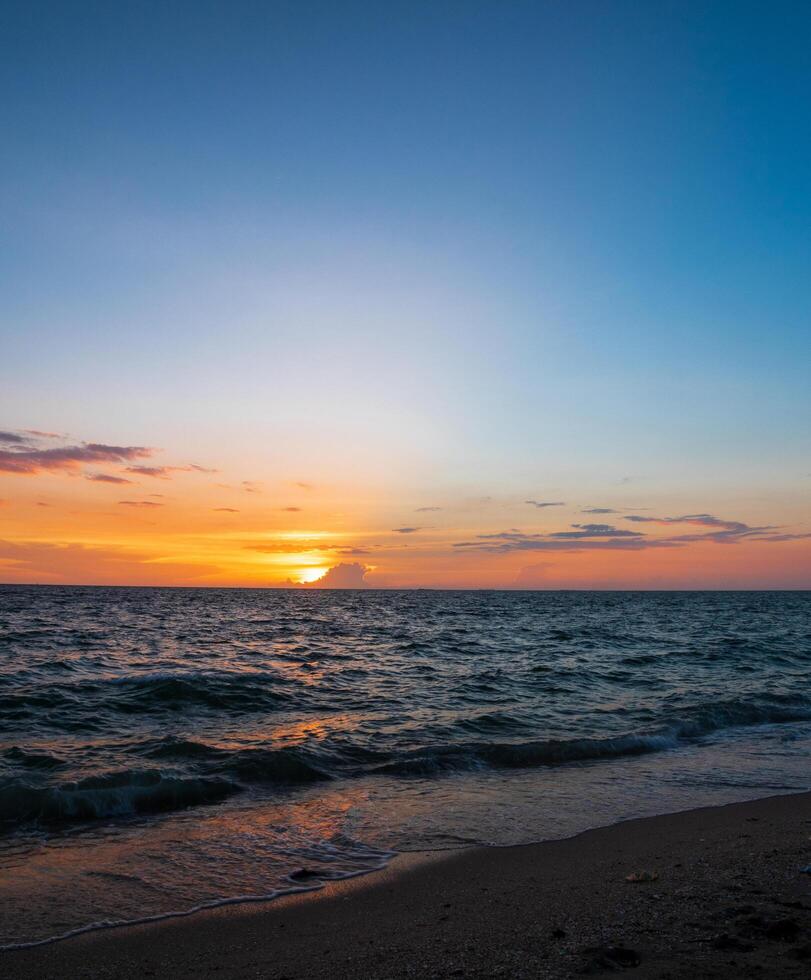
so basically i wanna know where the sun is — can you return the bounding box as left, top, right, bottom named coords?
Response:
left=298, top=567, right=327, bottom=584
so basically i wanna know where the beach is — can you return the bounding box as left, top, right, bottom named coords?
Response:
left=6, top=790, right=811, bottom=979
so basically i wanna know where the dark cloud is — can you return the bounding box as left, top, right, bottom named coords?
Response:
left=581, top=507, right=617, bottom=514
left=415, top=506, right=442, bottom=512
left=213, top=507, right=239, bottom=513
left=624, top=513, right=744, bottom=529
left=0, top=443, right=153, bottom=475
left=454, top=529, right=673, bottom=553
left=393, top=526, right=422, bottom=534
left=548, top=523, right=644, bottom=540
left=118, top=500, right=163, bottom=508
left=455, top=511, right=801, bottom=554
left=0, top=431, right=27, bottom=445
left=623, top=513, right=776, bottom=544
left=525, top=500, right=565, bottom=508
left=187, top=464, right=218, bottom=473
left=86, top=473, right=134, bottom=485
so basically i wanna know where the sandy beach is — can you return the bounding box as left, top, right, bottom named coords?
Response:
left=4, top=790, right=811, bottom=979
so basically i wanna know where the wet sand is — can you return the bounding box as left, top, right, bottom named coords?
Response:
left=5, top=790, right=811, bottom=979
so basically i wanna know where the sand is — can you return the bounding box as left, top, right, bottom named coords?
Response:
left=5, top=790, right=811, bottom=979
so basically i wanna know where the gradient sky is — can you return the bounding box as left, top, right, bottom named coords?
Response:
left=1, top=0, right=809, bottom=588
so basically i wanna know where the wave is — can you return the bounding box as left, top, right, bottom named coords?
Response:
left=3, top=695, right=810, bottom=829
left=0, top=770, right=237, bottom=829
left=0, top=671, right=293, bottom=723
left=374, top=697, right=811, bottom=777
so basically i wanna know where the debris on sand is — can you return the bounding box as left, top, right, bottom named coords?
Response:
left=625, top=870, right=659, bottom=883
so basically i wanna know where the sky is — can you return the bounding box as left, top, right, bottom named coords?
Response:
left=0, top=0, right=809, bottom=588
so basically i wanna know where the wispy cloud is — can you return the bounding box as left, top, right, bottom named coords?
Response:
left=581, top=507, right=617, bottom=514
left=0, top=442, right=153, bottom=475
left=118, top=500, right=163, bottom=508
left=548, top=523, right=644, bottom=539
left=86, top=473, right=134, bottom=485
left=213, top=507, right=239, bottom=513
left=0, top=431, right=28, bottom=445
left=393, top=526, right=423, bottom=534
left=242, top=481, right=261, bottom=493
left=415, top=506, right=442, bottom=512
left=525, top=500, right=565, bottom=508
left=281, top=506, right=302, bottom=512
left=454, top=527, right=671, bottom=553
left=623, top=513, right=777, bottom=544
left=125, top=466, right=173, bottom=479
left=126, top=463, right=217, bottom=479
left=456, top=511, right=802, bottom=553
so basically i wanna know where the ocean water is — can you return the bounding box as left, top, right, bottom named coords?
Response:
left=1, top=586, right=809, bottom=946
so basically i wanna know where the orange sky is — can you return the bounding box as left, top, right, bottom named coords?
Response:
left=1, top=430, right=809, bottom=589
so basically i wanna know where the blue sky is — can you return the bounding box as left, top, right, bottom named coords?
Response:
left=0, top=1, right=809, bottom=586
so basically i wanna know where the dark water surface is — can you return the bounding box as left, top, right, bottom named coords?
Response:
left=1, top=587, right=809, bottom=945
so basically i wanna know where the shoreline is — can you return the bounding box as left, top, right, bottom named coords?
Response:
left=6, top=790, right=811, bottom=978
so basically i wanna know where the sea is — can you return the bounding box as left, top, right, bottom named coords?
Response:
left=1, top=586, right=809, bottom=947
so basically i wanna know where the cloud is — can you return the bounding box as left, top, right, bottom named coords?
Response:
left=453, top=525, right=671, bottom=553
left=415, top=506, right=442, bottom=512
left=86, top=473, right=134, bottom=485
left=393, top=526, right=423, bottom=534
left=455, top=534, right=674, bottom=553
left=281, top=506, right=302, bottom=512
left=0, top=538, right=218, bottom=585
left=295, top=482, right=314, bottom=490
left=624, top=513, right=743, bottom=528
left=623, top=513, right=777, bottom=544
left=455, top=511, right=802, bottom=554
left=753, top=532, right=811, bottom=542
left=525, top=500, right=565, bottom=508
left=24, top=430, right=64, bottom=439
left=581, top=507, right=617, bottom=514
left=0, top=443, right=153, bottom=475
left=0, top=431, right=28, bottom=445
left=213, top=507, right=239, bottom=513
left=118, top=500, right=163, bottom=508
left=125, top=466, right=173, bottom=479
left=514, top=563, right=553, bottom=586
left=244, top=539, right=365, bottom=555
left=242, top=481, right=261, bottom=493
left=305, top=562, right=370, bottom=589
left=549, top=523, right=644, bottom=539
left=126, top=463, right=216, bottom=479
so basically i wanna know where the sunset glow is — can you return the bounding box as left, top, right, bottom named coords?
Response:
left=1, top=2, right=808, bottom=590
